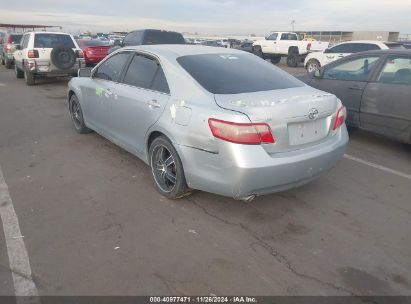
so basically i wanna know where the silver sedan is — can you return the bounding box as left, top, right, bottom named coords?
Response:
left=67, top=45, right=348, bottom=201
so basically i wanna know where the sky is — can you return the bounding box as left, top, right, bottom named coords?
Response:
left=0, top=0, right=410, bottom=36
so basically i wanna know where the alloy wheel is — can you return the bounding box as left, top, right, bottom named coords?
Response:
left=151, top=145, right=177, bottom=193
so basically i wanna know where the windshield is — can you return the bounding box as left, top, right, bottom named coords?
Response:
left=79, top=39, right=110, bottom=46
left=10, top=34, right=23, bottom=44
left=144, top=31, right=185, bottom=45
left=34, top=33, right=75, bottom=48
left=177, top=53, right=303, bottom=94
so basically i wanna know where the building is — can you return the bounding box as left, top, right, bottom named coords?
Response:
left=295, top=31, right=400, bottom=43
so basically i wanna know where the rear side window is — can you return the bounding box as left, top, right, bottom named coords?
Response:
left=143, top=31, right=185, bottom=45
left=34, top=34, right=75, bottom=48
left=351, top=43, right=380, bottom=52
left=94, top=52, right=130, bottom=82
left=328, top=43, right=354, bottom=53
left=378, top=56, right=411, bottom=84
left=323, top=56, right=380, bottom=81
left=280, top=33, right=298, bottom=41
left=177, top=53, right=303, bottom=94
left=385, top=43, right=405, bottom=49
left=122, top=54, right=170, bottom=93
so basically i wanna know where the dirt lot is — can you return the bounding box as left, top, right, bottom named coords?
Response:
left=0, top=62, right=410, bottom=297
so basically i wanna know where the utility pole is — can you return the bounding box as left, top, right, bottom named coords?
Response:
left=291, top=20, right=296, bottom=32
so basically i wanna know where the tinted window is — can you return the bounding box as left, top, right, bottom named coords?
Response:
left=94, top=52, right=130, bottom=81
left=123, top=31, right=143, bottom=46
left=144, top=31, right=185, bottom=45
left=10, top=34, right=23, bottom=44
left=377, top=56, right=411, bottom=84
left=351, top=43, right=380, bottom=52
left=34, top=34, right=75, bottom=48
left=267, top=33, right=278, bottom=40
left=280, top=33, right=298, bottom=40
left=122, top=54, right=169, bottom=93
left=323, top=56, right=380, bottom=81
left=328, top=43, right=355, bottom=53
left=177, top=53, right=303, bottom=94
left=385, top=43, right=405, bottom=49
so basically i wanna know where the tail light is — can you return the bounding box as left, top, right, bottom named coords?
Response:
left=208, top=118, right=275, bottom=145
left=332, top=106, right=347, bottom=130
left=5, top=44, right=11, bottom=51
left=76, top=50, right=84, bottom=58
left=307, top=43, right=312, bottom=51
left=28, top=50, right=39, bottom=58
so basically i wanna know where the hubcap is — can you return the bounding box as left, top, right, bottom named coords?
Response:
left=151, top=145, right=177, bottom=193
left=308, top=62, right=319, bottom=73
left=70, top=98, right=82, bottom=129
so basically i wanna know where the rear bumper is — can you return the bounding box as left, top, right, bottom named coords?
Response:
left=24, top=59, right=83, bottom=76
left=177, top=126, right=349, bottom=199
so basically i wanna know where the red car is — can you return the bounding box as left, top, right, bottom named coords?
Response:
left=77, top=39, right=111, bottom=66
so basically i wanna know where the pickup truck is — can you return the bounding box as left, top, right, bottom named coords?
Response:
left=252, top=32, right=329, bottom=67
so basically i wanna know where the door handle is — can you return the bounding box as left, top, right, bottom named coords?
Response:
left=146, top=99, right=161, bottom=108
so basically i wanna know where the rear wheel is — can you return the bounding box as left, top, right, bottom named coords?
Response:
left=69, top=94, right=92, bottom=134
left=287, top=54, right=299, bottom=67
left=149, top=136, right=191, bottom=199
left=270, top=56, right=281, bottom=64
left=253, top=46, right=264, bottom=58
left=306, top=59, right=321, bottom=73
left=15, top=65, right=24, bottom=78
left=5, top=59, right=12, bottom=69
left=24, top=70, right=35, bottom=86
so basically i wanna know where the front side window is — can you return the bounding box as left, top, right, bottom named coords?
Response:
left=323, top=56, right=380, bottom=81
left=267, top=33, right=278, bottom=41
left=34, top=34, right=75, bottom=48
left=122, top=54, right=170, bottom=93
left=177, top=53, right=303, bottom=94
left=10, top=34, right=23, bottom=44
left=94, top=52, right=130, bottom=82
left=377, top=56, right=411, bottom=84
left=123, top=31, right=143, bottom=46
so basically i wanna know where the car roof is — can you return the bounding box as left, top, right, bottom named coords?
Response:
left=28, top=31, right=73, bottom=35
left=122, top=44, right=245, bottom=58
left=336, top=40, right=395, bottom=45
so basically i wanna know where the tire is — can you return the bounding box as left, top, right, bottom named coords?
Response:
left=24, top=70, right=35, bottom=86
left=15, top=65, right=24, bottom=78
left=1, top=56, right=4, bottom=65
left=286, top=54, right=299, bottom=67
left=51, top=47, right=76, bottom=70
left=253, top=46, right=264, bottom=58
left=5, top=59, right=12, bottom=69
left=306, top=59, right=321, bottom=73
left=69, top=94, right=92, bottom=134
left=270, top=56, right=281, bottom=64
left=149, top=136, right=191, bottom=199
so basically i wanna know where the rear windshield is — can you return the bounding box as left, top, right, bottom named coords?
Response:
left=79, top=40, right=110, bottom=46
left=144, top=31, right=185, bottom=45
left=10, top=34, right=23, bottom=44
left=385, top=43, right=405, bottom=49
left=177, top=53, right=303, bottom=94
left=34, top=34, right=75, bottom=48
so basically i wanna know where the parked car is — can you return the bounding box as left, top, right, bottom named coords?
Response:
left=0, top=32, right=23, bottom=68
left=68, top=45, right=348, bottom=200
left=108, top=29, right=185, bottom=54
left=13, top=32, right=84, bottom=85
left=201, top=40, right=223, bottom=47
left=398, top=41, right=411, bottom=49
left=300, top=50, right=411, bottom=144
left=234, top=41, right=254, bottom=53
left=253, top=32, right=329, bottom=67
left=304, top=40, right=404, bottom=72
left=77, top=39, right=110, bottom=66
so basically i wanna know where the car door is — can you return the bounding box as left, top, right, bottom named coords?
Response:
left=308, top=55, right=381, bottom=127
left=279, top=33, right=298, bottom=54
left=322, top=43, right=354, bottom=66
left=14, top=34, right=29, bottom=68
left=261, top=33, right=278, bottom=53
left=360, top=54, right=411, bottom=141
left=82, top=51, right=131, bottom=135
left=110, top=52, right=170, bottom=155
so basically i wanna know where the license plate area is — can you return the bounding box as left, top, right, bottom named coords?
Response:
left=288, top=118, right=328, bottom=146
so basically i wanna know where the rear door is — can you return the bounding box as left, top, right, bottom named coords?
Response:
left=111, top=52, right=170, bottom=155
left=323, top=43, right=354, bottom=65
left=278, top=33, right=298, bottom=54
left=309, top=55, right=381, bottom=127
left=360, top=54, right=411, bottom=140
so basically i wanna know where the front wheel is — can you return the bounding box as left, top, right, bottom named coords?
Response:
left=15, top=65, right=24, bottom=78
left=306, top=59, right=321, bottom=73
left=252, top=46, right=264, bottom=58
left=69, top=94, right=92, bottom=134
left=149, top=136, right=191, bottom=199
left=270, top=56, right=281, bottom=64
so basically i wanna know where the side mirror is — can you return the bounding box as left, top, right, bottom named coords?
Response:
left=78, top=68, right=92, bottom=77
left=15, top=45, right=21, bottom=50
left=314, top=69, right=323, bottom=78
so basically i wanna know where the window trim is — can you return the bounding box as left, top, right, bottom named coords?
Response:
left=117, top=51, right=171, bottom=95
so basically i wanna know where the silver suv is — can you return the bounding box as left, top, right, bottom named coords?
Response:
left=13, top=31, right=84, bottom=85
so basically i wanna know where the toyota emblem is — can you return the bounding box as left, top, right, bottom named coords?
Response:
left=308, top=108, right=319, bottom=120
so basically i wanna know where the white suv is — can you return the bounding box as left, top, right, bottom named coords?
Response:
left=13, top=32, right=84, bottom=85
left=304, top=40, right=404, bottom=72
